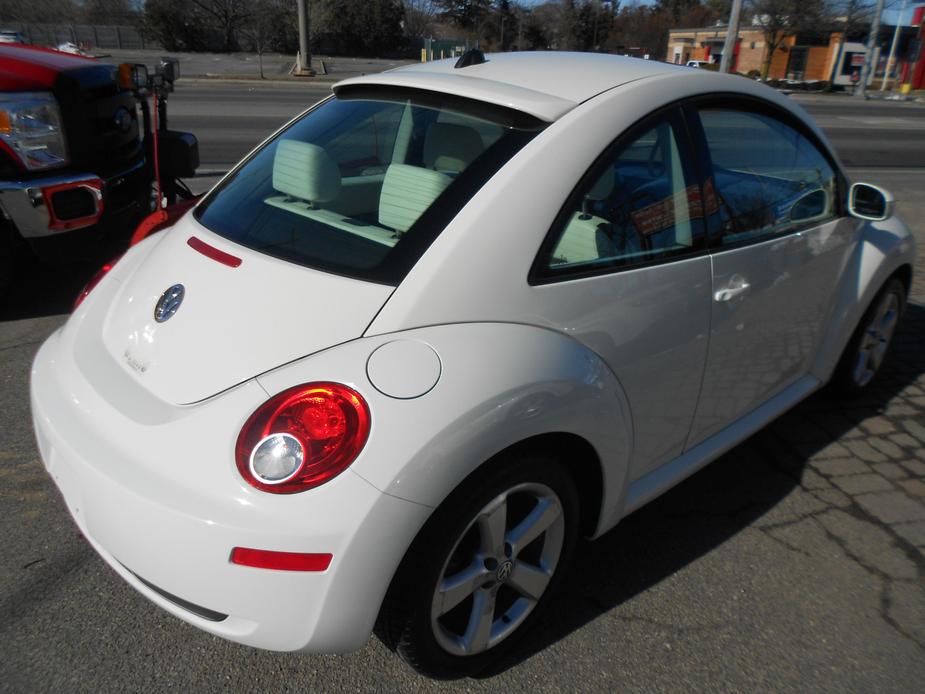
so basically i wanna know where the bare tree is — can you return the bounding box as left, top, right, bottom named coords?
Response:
left=238, top=0, right=275, bottom=78
left=190, top=0, right=252, bottom=51
left=748, top=0, right=829, bottom=78
left=403, top=0, right=439, bottom=38
left=0, top=0, right=80, bottom=22
left=832, top=0, right=875, bottom=39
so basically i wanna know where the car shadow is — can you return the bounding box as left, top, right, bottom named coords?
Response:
left=478, top=301, right=925, bottom=679
left=0, top=254, right=102, bottom=322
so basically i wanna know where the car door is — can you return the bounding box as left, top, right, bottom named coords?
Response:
left=531, top=108, right=712, bottom=480
left=685, top=102, right=858, bottom=446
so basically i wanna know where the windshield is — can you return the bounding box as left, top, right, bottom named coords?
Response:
left=194, top=87, right=544, bottom=285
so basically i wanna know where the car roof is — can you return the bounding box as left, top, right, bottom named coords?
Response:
left=334, top=51, right=690, bottom=122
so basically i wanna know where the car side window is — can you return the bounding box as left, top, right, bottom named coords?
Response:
left=537, top=115, right=705, bottom=278
left=698, top=109, right=837, bottom=246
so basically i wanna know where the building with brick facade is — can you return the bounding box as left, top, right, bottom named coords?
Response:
left=665, top=23, right=875, bottom=86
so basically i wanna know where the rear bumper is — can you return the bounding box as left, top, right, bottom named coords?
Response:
left=0, top=161, right=148, bottom=245
left=30, top=329, right=430, bottom=653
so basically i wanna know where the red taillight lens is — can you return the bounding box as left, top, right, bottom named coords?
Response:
left=235, top=382, right=371, bottom=494
left=72, top=256, right=121, bottom=311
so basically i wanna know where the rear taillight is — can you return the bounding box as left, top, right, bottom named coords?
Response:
left=235, top=382, right=371, bottom=494
left=72, top=256, right=121, bottom=311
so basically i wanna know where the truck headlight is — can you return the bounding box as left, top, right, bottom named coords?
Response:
left=0, top=92, right=69, bottom=171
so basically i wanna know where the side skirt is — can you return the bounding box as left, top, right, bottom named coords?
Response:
left=621, top=374, right=820, bottom=517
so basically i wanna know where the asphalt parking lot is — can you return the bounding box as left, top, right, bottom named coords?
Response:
left=1, top=87, right=924, bottom=692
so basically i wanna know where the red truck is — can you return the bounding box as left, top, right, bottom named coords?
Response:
left=0, top=43, right=198, bottom=293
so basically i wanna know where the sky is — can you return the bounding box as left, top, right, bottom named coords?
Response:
left=883, top=2, right=925, bottom=26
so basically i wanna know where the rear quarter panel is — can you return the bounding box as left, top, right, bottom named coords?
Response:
left=256, top=322, right=633, bottom=537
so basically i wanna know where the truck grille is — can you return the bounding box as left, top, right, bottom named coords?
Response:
left=56, top=65, right=144, bottom=176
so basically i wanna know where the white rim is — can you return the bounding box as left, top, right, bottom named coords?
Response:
left=430, top=481, right=565, bottom=657
left=852, top=291, right=900, bottom=388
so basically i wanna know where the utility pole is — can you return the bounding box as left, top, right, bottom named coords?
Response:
left=295, top=0, right=315, bottom=76
left=719, top=0, right=743, bottom=73
left=881, top=0, right=907, bottom=91
left=857, top=0, right=886, bottom=97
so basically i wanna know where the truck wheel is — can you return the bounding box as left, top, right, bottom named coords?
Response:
left=0, top=220, right=13, bottom=298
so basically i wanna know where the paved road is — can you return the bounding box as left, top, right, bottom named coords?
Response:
left=790, top=93, right=925, bottom=169
left=160, top=83, right=925, bottom=171
left=165, top=82, right=332, bottom=170
left=1, top=87, right=923, bottom=692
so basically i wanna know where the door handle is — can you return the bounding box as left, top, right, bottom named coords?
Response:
left=714, top=277, right=751, bottom=302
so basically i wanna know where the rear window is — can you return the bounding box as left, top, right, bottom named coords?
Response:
left=194, top=87, right=543, bottom=285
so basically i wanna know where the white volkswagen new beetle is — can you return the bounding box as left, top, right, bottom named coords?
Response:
left=31, top=52, right=915, bottom=677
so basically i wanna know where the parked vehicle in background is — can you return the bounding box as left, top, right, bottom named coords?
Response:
left=31, top=51, right=914, bottom=678
left=0, top=30, right=27, bottom=44
left=686, top=59, right=711, bottom=68
left=54, top=42, right=91, bottom=56
left=0, top=44, right=198, bottom=294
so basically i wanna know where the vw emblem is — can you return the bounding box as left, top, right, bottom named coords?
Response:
left=113, top=107, right=132, bottom=133
left=154, top=284, right=185, bottom=323
left=496, top=560, right=514, bottom=583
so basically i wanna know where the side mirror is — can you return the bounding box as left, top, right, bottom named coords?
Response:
left=159, top=57, right=180, bottom=82
left=849, top=182, right=893, bottom=222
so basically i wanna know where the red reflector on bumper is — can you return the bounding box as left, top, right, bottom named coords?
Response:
left=230, top=547, right=332, bottom=572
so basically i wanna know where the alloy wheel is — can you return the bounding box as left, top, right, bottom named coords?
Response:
left=852, top=290, right=900, bottom=388
left=429, top=482, right=565, bottom=656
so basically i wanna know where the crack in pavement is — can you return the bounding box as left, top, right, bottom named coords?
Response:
left=758, top=433, right=925, bottom=651
left=813, top=516, right=925, bottom=651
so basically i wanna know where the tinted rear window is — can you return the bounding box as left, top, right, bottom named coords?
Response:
left=194, top=88, right=543, bottom=285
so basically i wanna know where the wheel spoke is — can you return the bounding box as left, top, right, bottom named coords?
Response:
left=477, top=495, right=507, bottom=557
left=461, top=588, right=496, bottom=654
left=880, top=309, right=898, bottom=340
left=436, top=559, right=491, bottom=616
left=853, top=348, right=872, bottom=384
left=856, top=294, right=900, bottom=385
left=871, top=341, right=888, bottom=369
left=874, top=296, right=890, bottom=325
left=505, top=497, right=561, bottom=558
left=507, top=561, right=550, bottom=601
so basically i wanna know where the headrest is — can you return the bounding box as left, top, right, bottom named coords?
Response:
left=379, top=164, right=452, bottom=232
left=272, top=140, right=341, bottom=203
left=423, top=123, right=483, bottom=173
left=587, top=166, right=615, bottom=201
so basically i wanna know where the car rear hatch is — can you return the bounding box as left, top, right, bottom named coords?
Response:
left=82, top=215, right=393, bottom=405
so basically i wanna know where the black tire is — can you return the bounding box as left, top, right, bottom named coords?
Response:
left=0, top=220, right=14, bottom=299
left=831, top=277, right=906, bottom=395
left=375, top=455, right=579, bottom=679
